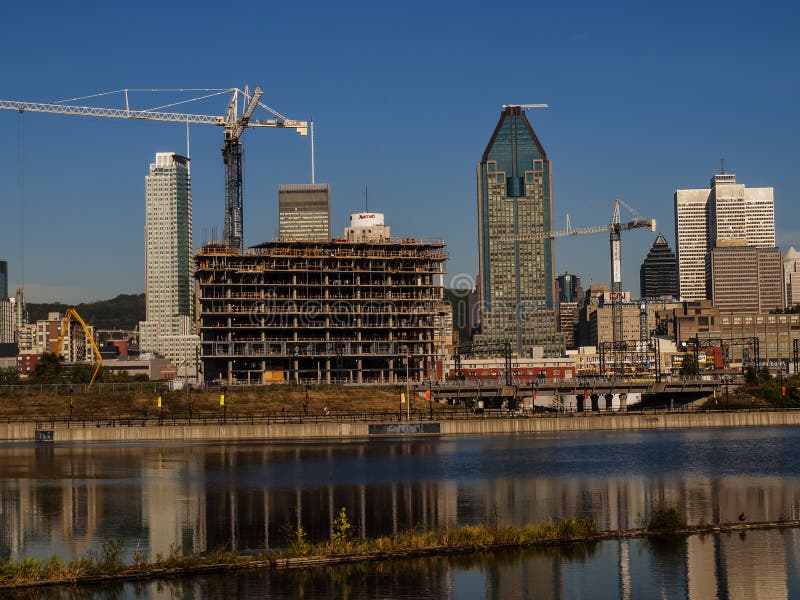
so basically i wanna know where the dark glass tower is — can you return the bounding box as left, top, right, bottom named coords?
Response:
left=0, top=261, right=6, bottom=299
left=475, top=106, right=562, bottom=356
left=556, top=272, right=584, bottom=304
left=640, top=234, right=678, bottom=299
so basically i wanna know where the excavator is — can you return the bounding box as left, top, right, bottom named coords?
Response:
left=54, top=308, right=103, bottom=389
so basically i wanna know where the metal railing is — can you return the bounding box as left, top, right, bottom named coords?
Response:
left=11, top=404, right=793, bottom=431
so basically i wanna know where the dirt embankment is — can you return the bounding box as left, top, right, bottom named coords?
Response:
left=0, top=385, right=441, bottom=420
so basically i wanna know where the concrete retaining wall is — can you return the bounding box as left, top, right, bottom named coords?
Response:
left=0, top=421, right=369, bottom=443
left=2, top=411, right=799, bottom=443
left=439, top=410, right=800, bottom=435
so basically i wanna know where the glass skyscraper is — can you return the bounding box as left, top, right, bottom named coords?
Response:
left=639, top=234, right=677, bottom=299
left=475, top=106, right=562, bottom=356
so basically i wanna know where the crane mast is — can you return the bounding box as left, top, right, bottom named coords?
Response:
left=0, top=87, right=307, bottom=252
left=500, top=199, right=656, bottom=374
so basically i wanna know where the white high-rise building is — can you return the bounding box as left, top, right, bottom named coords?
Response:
left=139, top=153, right=199, bottom=376
left=674, top=189, right=709, bottom=301
left=674, top=172, right=775, bottom=301
left=784, top=246, right=800, bottom=307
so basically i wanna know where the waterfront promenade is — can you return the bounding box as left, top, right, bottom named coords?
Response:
left=3, top=407, right=800, bottom=443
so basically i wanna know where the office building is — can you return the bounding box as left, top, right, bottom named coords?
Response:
left=12, top=287, right=25, bottom=343
left=657, top=301, right=800, bottom=366
left=0, top=299, right=12, bottom=344
left=445, top=288, right=474, bottom=349
left=639, top=234, right=678, bottom=299
left=784, top=246, right=800, bottom=307
left=558, top=302, right=579, bottom=350
left=138, top=152, right=199, bottom=372
left=674, top=172, right=775, bottom=300
left=576, top=301, right=679, bottom=348
left=475, top=105, right=561, bottom=356
left=556, top=272, right=584, bottom=304
left=278, top=183, right=331, bottom=241
left=0, top=260, right=7, bottom=300
left=707, top=242, right=784, bottom=313
left=194, top=224, right=447, bottom=385
left=344, top=212, right=391, bottom=242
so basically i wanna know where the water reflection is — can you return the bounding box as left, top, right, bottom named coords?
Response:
left=35, top=530, right=800, bottom=599
left=3, top=428, right=800, bottom=567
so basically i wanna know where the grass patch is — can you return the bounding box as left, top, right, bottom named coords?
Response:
left=645, top=503, right=687, bottom=534
left=0, top=515, right=599, bottom=589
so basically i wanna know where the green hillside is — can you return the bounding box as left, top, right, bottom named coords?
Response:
left=26, top=293, right=145, bottom=330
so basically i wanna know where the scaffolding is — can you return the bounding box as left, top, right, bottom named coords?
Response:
left=195, top=239, right=448, bottom=385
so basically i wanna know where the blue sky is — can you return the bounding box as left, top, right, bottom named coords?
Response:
left=0, top=0, right=798, bottom=303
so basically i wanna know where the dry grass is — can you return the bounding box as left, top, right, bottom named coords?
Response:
left=0, top=386, right=454, bottom=420
left=0, top=517, right=598, bottom=588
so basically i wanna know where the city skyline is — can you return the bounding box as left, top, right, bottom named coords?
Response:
left=1, top=1, right=799, bottom=303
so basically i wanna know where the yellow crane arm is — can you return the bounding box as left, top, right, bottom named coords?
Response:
left=55, top=308, right=104, bottom=389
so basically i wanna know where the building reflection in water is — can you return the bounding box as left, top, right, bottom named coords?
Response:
left=2, top=439, right=800, bottom=598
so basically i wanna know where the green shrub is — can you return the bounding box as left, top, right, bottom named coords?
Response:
left=646, top=504, right=687, bottom=533
left=332, top=507, right=353, bottom=547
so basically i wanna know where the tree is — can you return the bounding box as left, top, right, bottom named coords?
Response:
left=29, top=352, right=63, bottom=383
left=679, top=353, right=700, bottom=377
left=0, top=367, right=20, bottom=385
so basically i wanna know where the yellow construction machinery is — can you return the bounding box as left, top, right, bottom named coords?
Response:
left=54, top=308, right=103, bottom=388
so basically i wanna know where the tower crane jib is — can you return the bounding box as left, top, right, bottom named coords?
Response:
left=0, top=87, right=308, bottom=252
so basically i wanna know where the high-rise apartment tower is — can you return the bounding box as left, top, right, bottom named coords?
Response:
left=139, top=153, right=199, bottom=371
left=475, top=105, right=561, bottom=356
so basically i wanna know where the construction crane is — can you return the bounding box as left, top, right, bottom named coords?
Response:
left=496, top=199, right=655, bottom=370
left=608, top=199, right=656, bottom=356
left=55, top=308, right=103, bottom=389
left=0, top=87, right=308, bottom=252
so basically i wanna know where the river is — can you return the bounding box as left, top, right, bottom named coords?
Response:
left=2, top=426, right=800, bottom=597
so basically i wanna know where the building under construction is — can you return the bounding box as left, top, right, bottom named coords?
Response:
left=195, top=220, right=447, bottom=385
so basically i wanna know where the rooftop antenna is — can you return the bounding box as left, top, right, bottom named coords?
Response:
left=720, top=157, right=725, bottom=174
left=310, top=116, right=315, bottom=184
left=365, top=185, right=368, bottom=212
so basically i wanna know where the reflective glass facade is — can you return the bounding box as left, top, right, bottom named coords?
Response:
left=475, top=107, right=562, bottom=356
